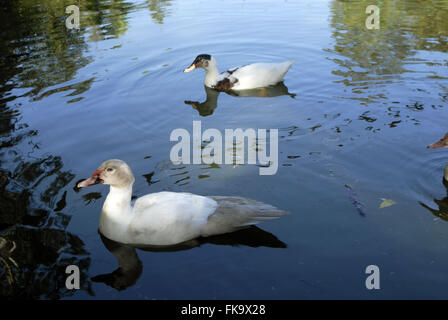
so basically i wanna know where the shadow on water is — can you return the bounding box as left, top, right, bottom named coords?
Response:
left=184, top=82, right=296, bottom=116
left=93, top=228, right=287, bottom=291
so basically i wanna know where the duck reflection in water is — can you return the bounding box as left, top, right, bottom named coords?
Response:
left=419, top=165, right=448, bottom=221
left=92, top=227, right=286, bottom=291
left=421, top=135, right=448, bottom=220
left=184, top=82, right=296, bottom=117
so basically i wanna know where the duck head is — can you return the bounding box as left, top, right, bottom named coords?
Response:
left=428, top=133, right=448, bottom=149
left=77, top=159, right=135, bottom=189
left=184, top=54, right=216, bottom=73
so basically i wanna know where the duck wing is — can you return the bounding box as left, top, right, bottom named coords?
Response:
left=230, top=60, right=295, bottom=90
left=200, top=196, right=288, bottom=237
left=212, top=70, right=239, bottom=91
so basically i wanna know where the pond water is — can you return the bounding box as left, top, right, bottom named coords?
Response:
left=1, top=0, right=448, bottom=299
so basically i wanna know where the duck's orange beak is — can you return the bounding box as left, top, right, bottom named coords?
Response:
left=77, top=170, right=104, bottom=188
left=183, top=63, right=196, bottom=73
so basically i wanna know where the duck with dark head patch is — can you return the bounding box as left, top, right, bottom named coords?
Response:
left=184, top=54, right=295, bottom=91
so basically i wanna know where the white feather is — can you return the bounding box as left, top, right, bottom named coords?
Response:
left=230, top=60, right=296, bottom=90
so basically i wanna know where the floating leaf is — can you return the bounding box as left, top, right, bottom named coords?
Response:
left=379, top=198, right=396, bottom=209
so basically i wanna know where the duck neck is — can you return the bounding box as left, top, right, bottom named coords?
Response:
left=99, top=184, right=134, bottom=242
left=204, top=64, right=220, bottom=87
left=444, top=165, right=448, bottom=181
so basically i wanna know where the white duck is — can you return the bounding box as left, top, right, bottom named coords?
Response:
left=77, top=159, right=288, bottom=246
left=183, top=54, right=295, bottom=91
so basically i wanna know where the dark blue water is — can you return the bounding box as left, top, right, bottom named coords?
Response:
left=1, top=0, right=448, bottom=299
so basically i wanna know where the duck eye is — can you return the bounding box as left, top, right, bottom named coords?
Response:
left=106, top=168, right=114, bottom=172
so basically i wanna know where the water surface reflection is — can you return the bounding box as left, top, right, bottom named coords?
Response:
left=328, top=0, right=448, bottom=105
left=93, top=227, right=286, bottom=291
left=185, top=83, right=296, bottom=116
